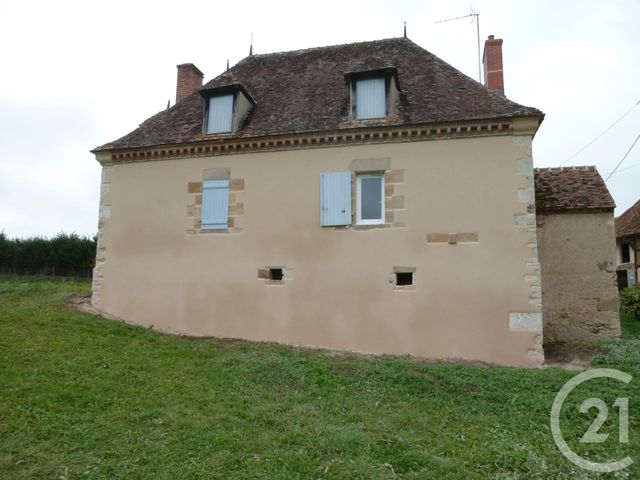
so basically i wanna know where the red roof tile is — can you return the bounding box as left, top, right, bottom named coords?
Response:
left=95, top=37, right=542, bottom=152
left=615, top=199, right=640, bottom=237
left=534, top=166, right=615, bottom=213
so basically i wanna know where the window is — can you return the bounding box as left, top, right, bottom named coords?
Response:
left=356, top=173, right=384, bottom=224
left=201, top=179, right=229, bottom=229
left=206, top=94, right=234, bottom=133
left=355, top=78, right=386, bottom=119
left=268, top=268, right=283, bottom=281
left=396, top=272, right=413, bottom=286
left=621, top=243, right=631, bottom=263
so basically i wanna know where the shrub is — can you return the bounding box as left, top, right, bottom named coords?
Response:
left=620, top=284, right=640, bottom=320
left=0, top=231, right=96, bottom=278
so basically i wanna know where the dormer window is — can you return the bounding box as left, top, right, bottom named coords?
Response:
left=355, top=78, right=387, bottom=119
left=201, top=83, right=255, bottom=135
left=346, top=68, right=400, bottom=121
left=207, top=94, right=234, bottom=133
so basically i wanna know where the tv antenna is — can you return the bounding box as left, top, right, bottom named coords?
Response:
left=436, top=10, right=481, bottom=83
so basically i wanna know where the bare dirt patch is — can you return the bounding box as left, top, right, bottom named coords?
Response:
left=543, top=342, right=604, bottom=370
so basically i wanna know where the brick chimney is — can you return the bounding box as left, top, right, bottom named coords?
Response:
left=482, top=35, right=504, bottom=93
left=176, top=63, right=204, bottom=104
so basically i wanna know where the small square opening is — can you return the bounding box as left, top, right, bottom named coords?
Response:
left=396, top=272, right=413, bottom=286
left=269, top=268, right=284, bottom=281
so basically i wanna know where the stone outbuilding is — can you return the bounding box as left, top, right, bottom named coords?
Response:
left=534, top=166, right=620, bottom=342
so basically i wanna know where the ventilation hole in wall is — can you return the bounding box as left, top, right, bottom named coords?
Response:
left=269, top=268, right=284, bottom=281
left=396, top=272, right=413, bottom=286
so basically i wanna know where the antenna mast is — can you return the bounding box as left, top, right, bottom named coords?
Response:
left=435, top=11, right=481, bottom=83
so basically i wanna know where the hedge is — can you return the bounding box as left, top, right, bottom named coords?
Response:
left=0, top=232, right=96, bottom=278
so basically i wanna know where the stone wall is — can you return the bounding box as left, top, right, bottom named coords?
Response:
left=537, top=211, right=620, bottom=342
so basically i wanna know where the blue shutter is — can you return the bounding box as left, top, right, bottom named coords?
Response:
left=356, top=78, right=386, bottom=119
left=201, top=179, right=229, bottom=230
left=207, top=94, right=234, bottom=133
left=320, top=172, right=352, bottom=226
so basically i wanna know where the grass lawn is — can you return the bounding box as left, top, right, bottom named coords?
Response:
left=620, top=310, right=640, bottom=339
left=1, top=277, right=639, bottom=479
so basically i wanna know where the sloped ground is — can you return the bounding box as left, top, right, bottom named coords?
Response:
left=1, top=277, right=638, bottom=479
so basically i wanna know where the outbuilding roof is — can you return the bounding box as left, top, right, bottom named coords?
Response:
left=95, top=37, right=542, bottom=152
left=615, top=199, right=640, bottom=237
left=534, top=166, right=615, bottom=213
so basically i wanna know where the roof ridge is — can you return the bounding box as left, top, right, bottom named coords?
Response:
left=534, top=165, right=596, bottom=172
left=245, top=37, right=409, bottom=59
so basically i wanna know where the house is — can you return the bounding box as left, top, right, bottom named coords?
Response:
left=92, top=35, right=548, bottom=367
left=534, top=167, right=620, bottom=342
left=615, top=199, right=640, bottom=289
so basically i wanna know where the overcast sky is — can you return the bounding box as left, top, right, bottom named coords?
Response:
left=1, top=0, right=638, bottom=238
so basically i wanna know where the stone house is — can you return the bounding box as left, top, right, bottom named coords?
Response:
left=91, top=35, right=550, bottom=367
left=615, top=199, right=640, bottom=289
left=534, top=167, right=620, bottom=342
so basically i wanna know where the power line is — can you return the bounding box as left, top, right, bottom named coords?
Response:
left=560, top=99, right=640, bottom=166
left=603, top=163, right=639, bottom=177
left=604, top=131, right=640, bottom=182
left=603, top=162, right=640, bottom=177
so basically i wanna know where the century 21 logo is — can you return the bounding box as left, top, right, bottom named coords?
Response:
left=550, top=368, right=633, bottom=473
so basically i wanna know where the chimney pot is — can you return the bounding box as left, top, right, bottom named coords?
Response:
left=176, top=63, right=204, bottom=104
left=482, top=35, right=504, bottom=93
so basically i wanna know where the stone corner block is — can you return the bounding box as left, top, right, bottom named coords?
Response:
left=509, top=312, right=542, bottom=332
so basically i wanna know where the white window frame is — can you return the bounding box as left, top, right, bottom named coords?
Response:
left=356, top=173, right=385, bottom=225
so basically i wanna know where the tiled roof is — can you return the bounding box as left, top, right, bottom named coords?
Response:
left=95, top=37, right=542, bottom=151
left=616, top=199, right=640, bottom=237
left=534, top=166, right=615, bottom=213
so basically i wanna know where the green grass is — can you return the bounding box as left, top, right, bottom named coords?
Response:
left=1, top=277, right=639, bottom=479
left=620, top=310, right=640, bottom=339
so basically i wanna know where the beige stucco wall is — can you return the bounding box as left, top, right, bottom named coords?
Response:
left=93, top=133, right=543, bottom=367
left=537, top=212, right=620, bottom=342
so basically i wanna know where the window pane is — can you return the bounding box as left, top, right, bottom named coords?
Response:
left=361, top=177, right=382, bottom=220
left=356, top=78, right=386, bottom=119
left=207, top=94, right=234, bottom=133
